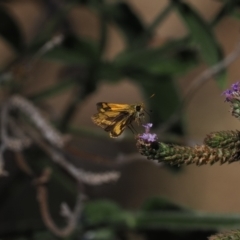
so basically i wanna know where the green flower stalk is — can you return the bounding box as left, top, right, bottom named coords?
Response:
left=209, top=230, right=240, bottom=240
left=137, top=140, right=239, bottom=166
left=136, top=81, right=240, bottom=167
left=223, top=82, right=240, bottom=120
left=137, top=124, right=240, bottom=166
left=204, top=130, right=240, bottom=149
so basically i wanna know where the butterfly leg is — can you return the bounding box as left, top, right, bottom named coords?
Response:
left=128, top=123, right=137, bottom=135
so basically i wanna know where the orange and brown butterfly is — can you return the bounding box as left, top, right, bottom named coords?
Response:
left=91, top=102, right=145, bottom=138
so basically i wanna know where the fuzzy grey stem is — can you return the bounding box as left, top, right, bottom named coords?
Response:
left=7, top=95, right=65, bottom=148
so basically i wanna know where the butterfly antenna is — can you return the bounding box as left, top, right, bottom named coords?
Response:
left=144, top=109, right=151, bottom=117
left=144, top=108, right=153, bottom=123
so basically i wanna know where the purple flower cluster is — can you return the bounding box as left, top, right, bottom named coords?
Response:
left=139, top=123, right=157, bottom=142
left=222, top=82, right=240, bottom=102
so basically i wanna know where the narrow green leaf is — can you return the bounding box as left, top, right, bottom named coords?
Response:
left=121, top=50, right=197, bottom=76
left=231, top=9, right=240, bottom=19
left=114, top=38, right=189, bottom=67
left=42, top=36, right=98, bottom=65
left=83, top=200, right=134, bottom=228
left=114, top=38, right=198, bottom=77
left=122, top=69, right=184, bottom=132
left=134, top=2, right=173, bottom=48
left=172, top=0, right=226, bottom=87
left=136, top=212, right=240, bottom=230
left=84, top=200, right=240, bottom=231
left=141, top=56, right=197, bottom=75
left=29, top=78, right=77, bottom=102
left=82, top=228, right=117, bottom=240
left=172, top=0, right=221, bottom=65
left=211, top=0, right=240, bottom=25
left=102, top=2, right=145, bottom=44
left=142, top=76, right=184, bottom=134
left=98, top=61, right=124, bottom=82
left=0, top=6, right=24, bottom=52
left=142, top=197, right=189, bottom=212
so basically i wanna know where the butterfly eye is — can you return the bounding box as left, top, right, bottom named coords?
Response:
left=136, top=105, right=141, bottom=111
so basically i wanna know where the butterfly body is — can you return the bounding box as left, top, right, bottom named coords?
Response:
left=92, top=102, right=145, bottom=137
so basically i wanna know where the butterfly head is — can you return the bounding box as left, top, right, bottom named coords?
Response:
left=134, top=103, right=145, bottom=124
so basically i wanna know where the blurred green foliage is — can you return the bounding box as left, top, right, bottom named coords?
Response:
left=1, top=0, right=229, bottom=132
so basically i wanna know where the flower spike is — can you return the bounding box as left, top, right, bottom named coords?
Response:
left=223, top=82, right=240, bottom=120
left=222, top=82, right=240, bottom=102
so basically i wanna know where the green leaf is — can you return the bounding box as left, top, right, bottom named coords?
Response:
left=231, top=8, right=240, bottom=19
left=123, top=50, right=197, bottom=76
left=102, top=2, right=145, bottom=44
left=142, top=76, right=184, bottom=134
left=98, top=62, right=185, bottom=134
left=29, top=78, right=77, bottom=102
left=34, top=231, right=58, bottom=240
left=142, top=197, right=189, bottom=212
left=171, top=0, right=226, bottom=87
left=172, top=0, right=221, bottom=65
left=98, top=61, right=124, bottom=82
left=122, top=70, right=184, bottom=133
left=115, top=38, right=189, bottom=67
left=133, top=2, right=174, bottom=48
left=83, top=200, right=240, bottom=231
left=142, top=56, right=197, bottom=75
left=82, top=228, right=117, bottom=240
left=42, top=36, right=98, bottom=65
left=0, top=6, right=24, bottom=52
left=83, top=200, right=135, bottom=228
left=114, top=38, right=198, bottom=77
left=211, top=0, right=240, bottom=25
left=135, top=212, right=240, bottom=230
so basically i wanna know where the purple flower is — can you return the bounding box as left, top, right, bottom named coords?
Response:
left=142, top=123, right=153, bottom=133
left=139, top=123, right=157, bottom=142
left=140, top=133, right=157, bottom=142
left=222, top=82, right=240, bottom=102
left=231, top=82, right=240, bottom=91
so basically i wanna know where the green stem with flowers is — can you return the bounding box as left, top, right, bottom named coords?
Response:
left=136, top=82, right=240, bottom=166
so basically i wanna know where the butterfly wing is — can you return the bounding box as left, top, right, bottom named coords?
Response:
left=92, top=110, right=134, bottom=137
left=104, top=111, right=134, bottom=137
left=96, top=102, right=134, bottom=112
left=91, top=111, right=119, bottom=128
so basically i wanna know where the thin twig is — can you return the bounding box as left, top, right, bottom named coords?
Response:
left=14, top=152, right=34, bottom=176
left=0, top=95, right=67, bottom=174
left=1, top=94, right=121, bottom=184
left=21, top=122, right=121, bottom=185
left=159, top=41, right=240, bottom=133
left=4, top=95, right=66, bottom=148
left=34, top=168, right=85, bottom=237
